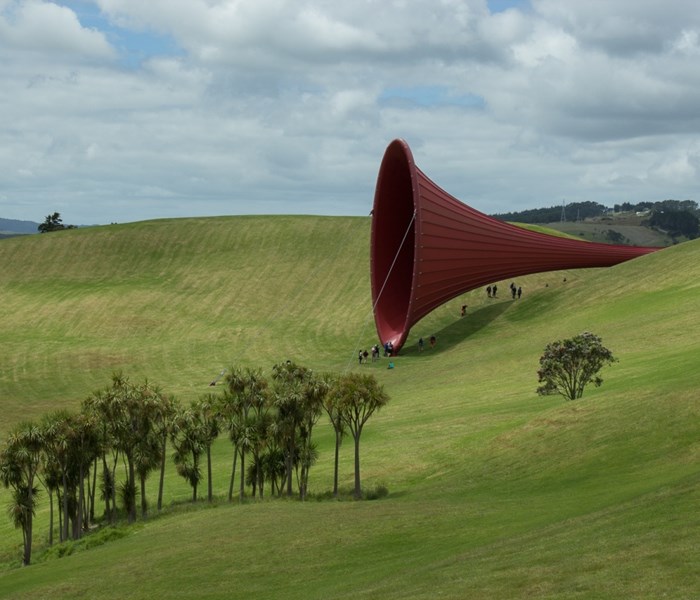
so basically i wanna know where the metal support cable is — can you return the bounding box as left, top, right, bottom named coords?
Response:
left=345, top=210, right=417, bottom=372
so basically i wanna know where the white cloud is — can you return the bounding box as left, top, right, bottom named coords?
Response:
left=1, top=0, right=699, bottom=223
left=1, top=0, right=115, bottom=60
left=671, top=29, right=700, bottom=55
left=649, top=148, right=699, bottom=185
left=512, top=24, right=577, bottom=67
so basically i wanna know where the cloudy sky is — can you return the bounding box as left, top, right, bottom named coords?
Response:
left=2, top=0, right=700, bottom=225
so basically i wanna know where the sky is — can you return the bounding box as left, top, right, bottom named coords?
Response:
left=2, top=0, right=700, bottom=225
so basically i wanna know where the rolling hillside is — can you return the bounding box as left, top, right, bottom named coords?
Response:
left=543, top=219, right=672, bottom=247
left=0, top=216, right=698, bottom=599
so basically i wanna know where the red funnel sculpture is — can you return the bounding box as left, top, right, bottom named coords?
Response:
left=370, top=139, right=660, bottom=352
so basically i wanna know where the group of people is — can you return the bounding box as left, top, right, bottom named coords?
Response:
left=358, top=349, right=370, bottom=364
left=358, top=341, right=396, bottom=364
left=486, top=283, right=522, bottom=299
left=509, top=282, right=523, bottom=299
left=418, top=335, right=437, bottom=350
left=356, top=281, right=528, bottom=367
left=358, top=281, right=527, bottom=367
left=358, top=335, right=438, bottom=365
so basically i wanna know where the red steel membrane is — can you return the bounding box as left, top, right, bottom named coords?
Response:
left=370, top=139, right=660, bottom=352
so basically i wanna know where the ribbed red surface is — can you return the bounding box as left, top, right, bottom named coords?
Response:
left=370, top=139, right=660, bottom=352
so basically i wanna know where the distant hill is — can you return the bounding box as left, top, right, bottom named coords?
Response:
left=492, top=199, right=697, bottom=246
left=0, top=217, right=39, bottom=237
left=540, top=216, right=673, bottom=247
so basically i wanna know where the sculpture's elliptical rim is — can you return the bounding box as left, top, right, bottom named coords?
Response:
left=370, top=138, right=660, bottom=353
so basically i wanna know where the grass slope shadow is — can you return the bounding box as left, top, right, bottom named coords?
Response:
left=400, top=299, right=514, bottom=356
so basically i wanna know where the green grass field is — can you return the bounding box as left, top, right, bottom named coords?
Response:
left=0, top=216, right=698, bottom=599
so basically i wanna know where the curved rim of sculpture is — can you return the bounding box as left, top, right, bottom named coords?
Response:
left=370, top=139, right=420, bottom=351
left=370, top=138, right=660, bottom=353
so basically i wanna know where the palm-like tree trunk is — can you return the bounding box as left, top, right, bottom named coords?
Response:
left=61, top=472, right=69, bottom=541
left=285, top=442, right=295, bottom=497
left=140, top=473, right=148, bottom=517
left=239, top=447, right=246, bottom=500
left=57, top=489, right=63, bottom=542
left=157, top=433, right=167, bottom=511
left=207, top=444, right=213, bottom=502
left=23, top=508, right=32, bottom=566
left=23, top=483, right=35, bottom=565
left=102, top=453, right=112, bottom=524
left=127, top=454, right=136, bottom=523
left=192, top=453, right=199, bottom=502
left=228, top=447, right=238, bottom=501
left=333, top=430, right=341, bottom=497
left=353, top=431, right=362, bottom=500
left=89, top=456, right=98, bottom=522
left=77, top=462, right=85, bottom=539
left=110, top=457, right=119, bottom=520
left=48, top=490, right=54, bottom=545
left=255, top=451, right=264, bottom=499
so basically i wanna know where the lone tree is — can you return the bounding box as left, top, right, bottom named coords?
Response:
left=330, top=373, right=389, bottom=499
left=322, top=374, right=346, bottom=498
left=38, top=212, right=75, bottom=233
left=537, top=331, right=617, bottom=401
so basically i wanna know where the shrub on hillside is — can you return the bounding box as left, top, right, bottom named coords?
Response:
left=537, top=332, right=617, bottom=401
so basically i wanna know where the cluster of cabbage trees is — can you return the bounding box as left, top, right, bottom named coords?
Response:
left=1, top=365, right=389, bottom=565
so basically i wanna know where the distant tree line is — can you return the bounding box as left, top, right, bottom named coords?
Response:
left=612, top=199, right=698, bottom=215
left=491, top=201, right=608, bottom=224
left=640, top=200, right=699, bottom=240
left=0, top=364, right=389, bottom=566
left=649, top=210, right=699, bottom=239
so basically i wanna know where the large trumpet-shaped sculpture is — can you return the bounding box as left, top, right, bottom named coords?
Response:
left=370, top=139, right=660, bottom=352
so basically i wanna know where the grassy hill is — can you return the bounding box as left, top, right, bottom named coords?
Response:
left=542, top=214, right=673, bottom=247
left=0, top=216, right=698, bottom=599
